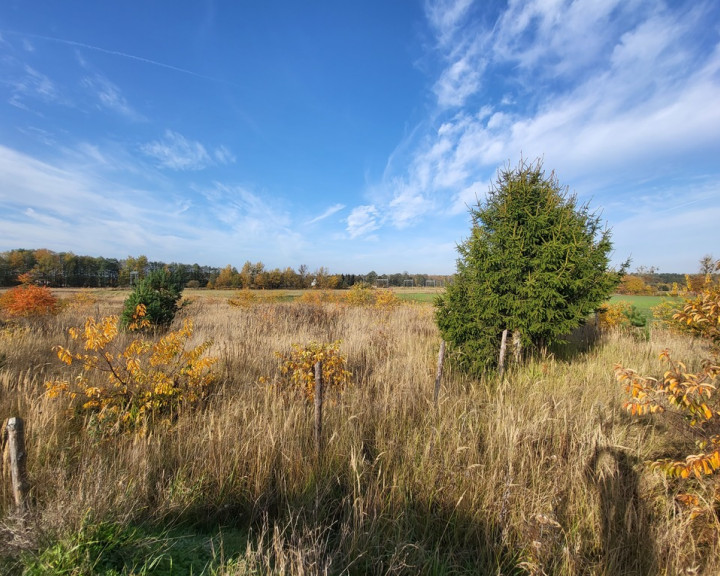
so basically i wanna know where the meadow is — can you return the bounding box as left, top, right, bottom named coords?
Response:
left=608, top=295, right=669, bottom=322
left=0, top=288, right=718, bottom=574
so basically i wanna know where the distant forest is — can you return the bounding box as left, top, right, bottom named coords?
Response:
left=0, top=248, right=452, bottom=289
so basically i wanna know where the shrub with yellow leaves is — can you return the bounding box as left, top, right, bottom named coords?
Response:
left=598, top=302, right=633, bottom=330
left=372, top=288, right=401, bottom=310
left=652, top=298, right=683, bottom=327
left=343, top=283, right=376, bottom=306
left=228, top=289, right=258, bottom=308
left=342, top=284, right=401, bottom=310
left=45, top=305, right=217, bottom=434
left=617, top=283, right=720, bottom=480
left=673, top=284, right=720, bottom=348
left=597, top=301, right=646, bottom=330
left=617, top=350, right=720, bottom=479
left=274, top=341, right=351, bottom=401
left=297, top=290, right=339, bottom=305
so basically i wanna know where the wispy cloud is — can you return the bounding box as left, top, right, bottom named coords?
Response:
left=82, top=74, right=142, bottom=120
left=0, top=143, right=178, bottom=254
left=425, top=0, right=474, bottom=48
left=213, top=145, right=236, bottom=165
left=197, top=182, right=308, bottom=260
left=307, top=203, right=345, bottom=225
left=0, top=143, right=298, bottom=264
left=343, top=0, right=720, bottom=271
left=492, top=0, right=631, bottom=78
left=346, top=205, right=380, bottom=238
left=201, top=182, right=290, bottom=232
left=8, top=65, right=58, bottom=109
left=434, top=49, right=485, bottom=108
left=142, top=130, right=233, bottom=171
left=388, top=182, right=433, bottom=228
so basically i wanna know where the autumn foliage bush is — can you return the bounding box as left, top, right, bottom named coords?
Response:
left=46, top=305, right=217, bottom=434
left=273, top=341, right=351, bottom=401
left=227, top=289, right=258, bottom=308
left=343, top=283, right=401, bottom=309
left=297, top=290, right=339, bottom=305
left=0, top=273, right=59, bottom=318
left=598, top=301, right=646, bottom=330
left=618, top=283, right=720, bottom=480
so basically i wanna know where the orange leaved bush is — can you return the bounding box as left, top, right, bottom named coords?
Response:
left=0, top=273, right=59, bottom=318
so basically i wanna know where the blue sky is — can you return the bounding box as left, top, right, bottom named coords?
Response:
left=1, top=0, right=719, bottom=274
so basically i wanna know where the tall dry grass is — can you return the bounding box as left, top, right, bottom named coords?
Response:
left=0, top=292, right=718, bottom=574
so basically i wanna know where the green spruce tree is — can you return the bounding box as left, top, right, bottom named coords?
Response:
left=121, top=268, right=184, bottom=331
left=436, top=159, right=624, bottom=375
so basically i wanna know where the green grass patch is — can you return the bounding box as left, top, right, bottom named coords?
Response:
left=609, top=294, right=682, bottom=322
left=18, top=520, right=247, bottom=576
left=396, top=292, right=439, bottom=303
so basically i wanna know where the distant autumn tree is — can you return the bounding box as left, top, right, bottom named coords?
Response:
left=215, top=265, right=239, bottom=289
left=617, top=275, right=653, bottom=295
left=313, top=267, right=340, bottom=289
left=699, top=254, right=717, bottom=276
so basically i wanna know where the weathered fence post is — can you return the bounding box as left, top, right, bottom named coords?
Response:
left=314, top=361, right=323, bottom=458
left=434, top=340, right=446, bottom=405
left=512, top=331, right=522, bottom=366
left=7, top=417, right=29, bottom=512
left=498, top=329, right=509, bottom=378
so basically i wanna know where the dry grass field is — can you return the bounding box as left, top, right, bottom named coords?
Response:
left=0, top=289, right=718, bottom=574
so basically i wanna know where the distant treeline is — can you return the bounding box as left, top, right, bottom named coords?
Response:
left=0, top=248, right=451, bottom=289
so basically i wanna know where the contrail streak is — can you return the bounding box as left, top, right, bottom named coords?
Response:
left=5, top=30, right=232, bottom=85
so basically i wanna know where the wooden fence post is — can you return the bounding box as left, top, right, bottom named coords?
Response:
left=314, top=361, right=323, bottom=458
left=498, top=329, right=509, bottom=378
left=434, top=340, right=446, bottom=405
left=512, top=331, right=522, bottom=366
left=7, top=417, right=29, bottom=512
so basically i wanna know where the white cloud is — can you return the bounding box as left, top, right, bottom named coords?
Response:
left=450, top=180, right=488, bottom=215
left=142, top=130, right=212, bottom=171
left=307, top=203, right=345, bottom=225
left=388, top=183, right=433, bottom=228
left=0, top=143, right=306, bottom=266
left=200, top=182, right=291, bottom=233
left=82, top=74, right=142, bottom=120
left=213, top=145, right=236, bottom=165
left=433, top=50, right=485, bottom=108
left=346, top=205, right=380, bottom=238
left=8, top=65, right=58, bottom=109
left=354, top=0, right=720, bottom=272
left=24, top=206, right=64, bottom=227
left=493, top=0, right=630, bottom=77
left=142, top=130, right=234, bottom=171
left=425, top=0, right=474, bottom=48
left=0, top=144, right=183, bottom=255
left=410, top=0, right=720, bottom=190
